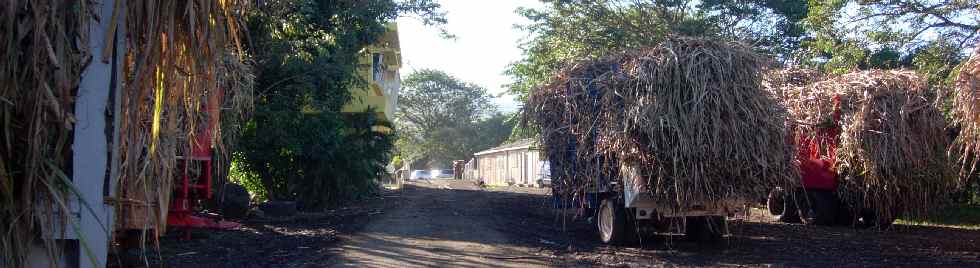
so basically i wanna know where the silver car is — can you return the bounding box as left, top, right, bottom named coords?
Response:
left=409, top=170, right=432, bottom=180
left=431, top=169, right=454, bottom=179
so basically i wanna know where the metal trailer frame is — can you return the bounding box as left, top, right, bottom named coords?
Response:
left=619, top=164, right=739, bottom=221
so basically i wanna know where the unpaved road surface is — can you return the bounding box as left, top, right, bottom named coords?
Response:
left=157, top=179, right=980, bottom=267
left=329, top=179, right=980, bottom=267
left=326, top=179, right=553, bottom=267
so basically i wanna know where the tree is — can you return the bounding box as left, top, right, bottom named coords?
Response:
left=233, top=0, right=445, bottom=210
left=800, top=0, right=977, bottom=81
left=506, top=0, right=810, bottom=140
left=697, top=0, right=810, bottom=61
left=395, top=69, right=510, bottom=167
left=507, top=0, right=810, bottom=103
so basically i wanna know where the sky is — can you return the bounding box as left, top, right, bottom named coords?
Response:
left=396, top=1, right=544, bottom=113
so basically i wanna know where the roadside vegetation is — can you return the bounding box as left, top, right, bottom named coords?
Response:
left=394, top=69, right=515, bottom=168
left=899, top=204, right=980, bottom=229
left=225, top=0, right=447, bottom=210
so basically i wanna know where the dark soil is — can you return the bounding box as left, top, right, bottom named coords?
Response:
left=479, top=184, right=980, bottom=267
left=145, top=189, right=403, bottom=268
left=149, top=181, right=980, bottom=267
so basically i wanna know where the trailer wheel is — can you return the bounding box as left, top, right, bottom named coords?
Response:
left=799, top=190, right=838, bottom=226
left=597, top=199, right=634, bottom=245
left=835, top=205, right=858, bottom=227
left=220, top=183, right=250, bottom=219
left=685, top=216, right=726, bottom=243
left=775, top=190, right=801, bottom=223
left=767, top=188, right=785, bottom=216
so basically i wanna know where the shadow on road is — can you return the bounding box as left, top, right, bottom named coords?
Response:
left=346, top=181, right=980, bottom=267
left=155, top=180, right=980, bottom=267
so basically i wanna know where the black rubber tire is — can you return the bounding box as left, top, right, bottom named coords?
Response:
left=799, top=190, right=838, bottom=226
left=767, top=188, right=785, bottom=216
left=685, top=216, right=726, bottom=243
left=597, top=198, right=635, bottom=245
left=776, top=190, right=801, bottom=223
left=835, top=205, right=858, bottom=227
left=219, top=183, right=251, bottom=219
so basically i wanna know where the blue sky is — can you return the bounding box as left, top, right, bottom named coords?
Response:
left=396, top=1, right=544, bottom=113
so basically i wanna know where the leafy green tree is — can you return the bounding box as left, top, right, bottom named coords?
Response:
left=395, top=69, right=511, bottom=167
left=800, top=0, right=977, bottom=81
left=233, top=0, right=445, bottom=210
left=507, top=0, right=810, bottom=103
left=506, top=0, right=809, bottom=140
left=470, top=113, right=518, bottom=155
left=697, top=0, right=810, bottom=61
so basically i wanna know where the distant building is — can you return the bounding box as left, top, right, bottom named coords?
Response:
left=342, top=23, right=401, bottom=131
left=472, top=139, right=547, bottom=187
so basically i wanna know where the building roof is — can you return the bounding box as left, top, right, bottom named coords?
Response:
left=474, top=138, right=536, bottom=156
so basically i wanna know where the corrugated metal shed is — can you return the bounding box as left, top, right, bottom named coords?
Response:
left=473, top=139, right=545, bottom=186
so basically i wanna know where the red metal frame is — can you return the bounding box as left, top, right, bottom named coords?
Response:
left=795, top=96, right=842, bottom=190
left=166, top=88, right=240, bottom=239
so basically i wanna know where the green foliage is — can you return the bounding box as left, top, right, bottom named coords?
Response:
left=228, top=156, right=268, bottom=202
left=234, top=0, right=444, bottom=210
left=800, top=0, right=977, bottom=80
left=507, top=1, right=676, bottom=102
left=698, top=0, right=811, bottom=60
left=395, top=69, right=513, bottom=167
left=507, top=0, right=810, bottom=103
left=391, top=155, right=404, bottom=169
left=899, top=204, right=980, bottom=229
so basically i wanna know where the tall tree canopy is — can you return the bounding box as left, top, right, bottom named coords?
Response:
left=396, top=70, right=513, bottom=167
left=509, top=0, right=979, bottom=104
left=506, top=0, right=810, bottom=103
left=801, top=0, right=978, bottom=82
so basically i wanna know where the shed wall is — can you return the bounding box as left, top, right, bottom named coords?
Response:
left=475, top=148, right=541, bottom=186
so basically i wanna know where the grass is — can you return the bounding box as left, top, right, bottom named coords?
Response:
left=898, top=204, right=980, bottom=230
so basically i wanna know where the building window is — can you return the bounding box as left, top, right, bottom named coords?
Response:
left=372, top=53, right=384, bottom=84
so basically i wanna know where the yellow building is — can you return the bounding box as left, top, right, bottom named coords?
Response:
left=342, top=23, right=401, bottom=130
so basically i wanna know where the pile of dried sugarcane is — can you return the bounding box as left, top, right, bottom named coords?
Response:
left=527, top=37, right=797, bottom=212
left=115, top=0, right=251, bottom=238
left=0, top=2, right=95, bottom=266
left=953, top=47, right=980, bottom=177
left=0, top=1, right=252, bottom=266
left=784, top=70, right=956, bottom=221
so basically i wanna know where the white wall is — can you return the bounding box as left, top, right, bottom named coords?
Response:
left=475, top=148, right=541, bottom=186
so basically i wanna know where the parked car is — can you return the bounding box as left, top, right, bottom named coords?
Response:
left=536, top=161, right=551, bottom=188
left=431, top=169, right=454, bottom=179
left=409, top=170, right=432, bottom=180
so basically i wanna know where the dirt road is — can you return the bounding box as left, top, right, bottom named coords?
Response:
left=157, top=179, right=980, bottom=267
left=326, top=180, right=554, bottom=267
left=327, top=180, right=980, bottom=267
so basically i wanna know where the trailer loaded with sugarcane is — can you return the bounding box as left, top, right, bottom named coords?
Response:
left=765, top=69, right=958, bottom=229
left=526, top=37, right=797, bottom=244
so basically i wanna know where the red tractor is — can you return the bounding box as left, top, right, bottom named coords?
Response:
left=766, top=97, right=896, bottom=228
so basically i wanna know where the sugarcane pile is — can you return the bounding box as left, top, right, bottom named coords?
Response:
left=953, top=47, right=980, bottom=177
left=784, top=70, right=956, bottom=221
left=0, top=1, right=252, bottom=265
left=0, top=2, right=94, bottom=266
left=526, top=37, right=797, bottom=212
